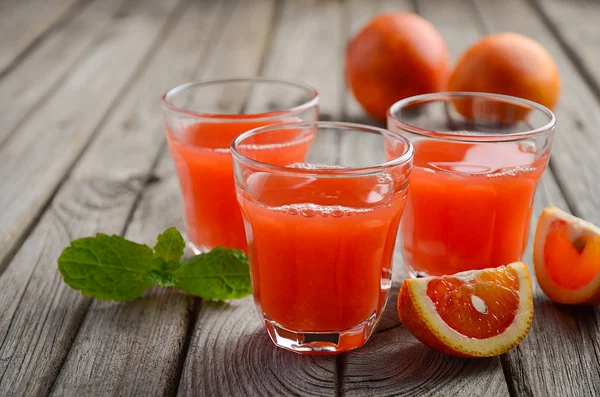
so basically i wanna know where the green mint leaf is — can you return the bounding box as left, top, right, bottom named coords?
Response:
left=57, top=233, right=155, bottom=301
left=147, top=268, right=176, bottom=287
left=58, top=228, right=251, bottom=303
left=150, top=228, right=185, bottom=287
left=153, top=227, right=185, bottom=264
left=174, top=247, right=251, bottom=300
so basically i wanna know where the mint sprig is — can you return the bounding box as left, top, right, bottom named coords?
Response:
left=57, top=227, right=251, bottom=301
left=174, top=247, right=251, bottom=300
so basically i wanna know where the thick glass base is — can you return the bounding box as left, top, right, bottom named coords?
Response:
left=263, top=313, right=377, bottom=354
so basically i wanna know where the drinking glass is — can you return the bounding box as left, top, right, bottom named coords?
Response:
left=231, top=122, right=414, bottom=353
left=161, top=79, right=319, bottom=254
left=388, top=92, right=556, bottom=277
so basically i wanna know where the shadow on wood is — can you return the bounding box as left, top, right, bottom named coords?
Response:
left=342, top=324, right=507, bottom=396
left=178, top=297, right=337, bottom=396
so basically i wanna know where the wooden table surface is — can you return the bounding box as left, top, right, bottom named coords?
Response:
left=1, top=0, right=599, bottom=395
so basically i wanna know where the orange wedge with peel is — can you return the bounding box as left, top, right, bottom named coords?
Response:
left=398, top=262, right=533, bottom=358
left=534, top=206, right=600, bottom=305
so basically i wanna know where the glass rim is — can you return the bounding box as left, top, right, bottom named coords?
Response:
left=231, top=121, right=414, bottom=177
left=387, top=92, right=557, bottom=142
left=161, top=78, right=320, bottom=122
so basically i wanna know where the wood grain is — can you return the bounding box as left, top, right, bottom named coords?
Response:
left=260, top=0, right=344, bottom=120
left=0, top=0, right=127, bottom=147
left=0, top=0, right=180, bottom=272
left=343, top=327, right=508, bottom=396
left=0, top=0, right=81, bottom=76
left=501, top=173, right=600, bottom=397
left=0, top=0, right=598, bottom=396
left=48, top=2, right=223, bottom=395
left=0, top=0, right=185, bottom=395
left=535, top=0, right=600, bottom=95
left=417, top=0, right=481, bottom=61
left=180, top=297, right=337, bottom=397
left=468, top=0, right=600, bottom=395
left=531, top=1, right=600, bottom=386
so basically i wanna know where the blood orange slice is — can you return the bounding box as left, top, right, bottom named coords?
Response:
left=398, top=262, right=533, bottom=357
left=534, top=206, right=600, bottom=305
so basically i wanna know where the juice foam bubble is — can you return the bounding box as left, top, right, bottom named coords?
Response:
left=286, top=162, right=348, bottom=169
left=273, top=203, right=372, bottom=217
left=486, top=165, right=539, bottom=178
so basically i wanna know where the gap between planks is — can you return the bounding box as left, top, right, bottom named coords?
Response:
left=0, top=0, right=89, bottom=80
left=468, top=0, right=600, bottom=395
left=48, top=0, right=222, bottom=395
left=529, top=0, right=600, bottom=113
left=52, top=1, right=290, bottom=396
left=0, top=1, right=169, bottom=275
left=0, top=0, right=180, bottom=275
left=0, top=0, right=190, bottom=395
left=528, top=0, right=600, bottom=220
left=0, top=0, right=124, bottom=150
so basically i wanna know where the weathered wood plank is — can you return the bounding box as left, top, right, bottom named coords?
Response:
left=2, top=1, right=596, bottom=396
left=48, top=2, right=224, bottom=395
left=0, top=0, right=184, bottom=395
left=0, top=0, right=127, bottom=147
left=176, top=1, right=343, bottom=395
left=535, top=0, right=600, bottom=96
left=260, top=0, right=344, bottom=120
left=0, top=0, right=180, bottom=272
left=339, top=1, right=508, bottom=395
left=468, top=0, right=600, bottom=395
left=500, top=173, right=600, bottom=397
left=531, top=1, right=600, bottom=383
left=416, top=0, right=481, bottom=61
left=0, top=0, right=82, bottom=76
left=182, top=297, right=337, bottom=397
left=343, top=327, right=508, bottom=397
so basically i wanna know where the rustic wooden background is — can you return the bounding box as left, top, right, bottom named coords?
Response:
left=0, top=0, right=599, bottom=396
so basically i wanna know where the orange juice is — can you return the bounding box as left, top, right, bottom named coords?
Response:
left=402, top=140, right=548, bottom=276
left=237, top=169, right=408, bottom=345
left=166, top=119, right=310, bottom=252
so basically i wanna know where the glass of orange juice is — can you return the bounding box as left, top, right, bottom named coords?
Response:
left=231, top=122, right=414, bottom=353
left=161, top=79, right=319, bottom=254
left=388, top=92, right=556, bottom=277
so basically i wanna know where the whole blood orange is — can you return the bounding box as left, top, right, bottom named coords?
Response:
left=398, top=262, right=533, bottom=358
left=449, top=33, right=560, bottom=120
left=534, top=206, right=600, bottom=305
left=346, top=13, right=450, bottom=121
